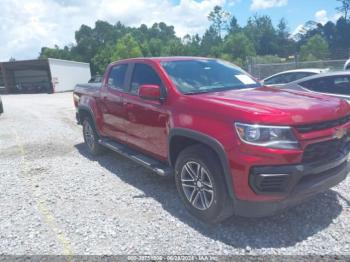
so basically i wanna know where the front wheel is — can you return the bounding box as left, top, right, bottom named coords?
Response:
left=82, top=117, right=104, bottom=155
left=175, top=144, right=233, bottom=223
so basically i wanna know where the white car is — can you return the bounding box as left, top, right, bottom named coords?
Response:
left=344, top=59, right=350, bottom=70
left=261, top=68, right=328, bottom=87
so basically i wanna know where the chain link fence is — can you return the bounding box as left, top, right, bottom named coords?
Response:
left=247, top=59, right=348, bottom=80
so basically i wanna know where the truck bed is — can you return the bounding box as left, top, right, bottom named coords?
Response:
left=74, top=83, right=101, bottom=97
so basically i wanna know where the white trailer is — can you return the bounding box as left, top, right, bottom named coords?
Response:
left=0, top=58, right=91, bottom=94
left=48, top=58, right=91, bottom=93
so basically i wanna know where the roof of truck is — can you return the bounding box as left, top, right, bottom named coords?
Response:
left=111, top=56, right=215, bottom=64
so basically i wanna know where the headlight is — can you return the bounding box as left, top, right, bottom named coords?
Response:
left=73, top=93, right=80, bottom=102
left=234, top=122, right=299, bottom=149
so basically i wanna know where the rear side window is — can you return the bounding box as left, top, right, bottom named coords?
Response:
left=264, top=74, right=289, bottom=85
left=130, top=64, right=162, bottom=95
left=108, top=64, right=128, bottom=91
left=295, top=72, right=315, bottom=79
left=265, top=72, right=316, bottom=85
left=300, top=76, right=350, bottom=95
left=300, top=78, right=328, bottom=91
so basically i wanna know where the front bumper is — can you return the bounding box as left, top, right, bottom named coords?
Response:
left=234, top=152, right=349, bottom=217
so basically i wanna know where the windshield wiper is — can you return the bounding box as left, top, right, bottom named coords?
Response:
left=183, top=90, right=212, bottom=95
left=183, top=86, right=226, bottom=95
left=183, top=85, right=257, bottom=95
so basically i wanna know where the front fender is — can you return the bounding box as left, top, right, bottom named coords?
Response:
left=168, top=128, right=235, bottom=200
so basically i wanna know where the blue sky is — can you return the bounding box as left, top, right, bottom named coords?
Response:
left=0, top=0, right=343, bottom=61
left=221, top=0, right=340, bottom=32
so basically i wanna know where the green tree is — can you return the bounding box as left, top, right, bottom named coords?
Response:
left=38, top=13, right=350, bottom=76
left=208, top=5, right=230, bottom=38
left=227, top=16, right=240, bottom=34
left=111, top=34, right=143, bottom=61
left=223, top=32, right=256, bottom=61
left=300, top=34, right=329, bottom=61
left=322, top=21, right=337, bottom=48
left=39, top=45, right=81, bottom=61
left=162, top=39, right=185, bottom=56
left=335, top=17, right=350, bottom=49
left=93, top=20, right=118, bottom=45
left=275, top=18, right=296, bottom=57
left=336, top=0, right=350, bottom=20
left=277, top=18, right=288, bottom=39
left=183, top=34, right=201, bottom=56
left=201, top=26, right=222, bottom=56
left=149, top=22, right=177, bottom=42
left=73, top=25, right=99, bottom=64
left=147, top=38, right=163, bottom=56
left=244, top=15, right=278, bottom=56
left=92, top=45, right=114, bottom=74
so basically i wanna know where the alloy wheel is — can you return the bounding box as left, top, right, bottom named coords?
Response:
left=84, top=121, right=95, bottom=150
left=180, top=161, right=214, bottom=210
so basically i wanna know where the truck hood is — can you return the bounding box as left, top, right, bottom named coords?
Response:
left=191, top=87, right=350, bottom=125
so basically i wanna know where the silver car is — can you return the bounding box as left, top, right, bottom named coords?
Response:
left=281, top=71, right=350, bottom=101
left=0, top=97, right=3, bottom=115
left=345, top=59, right=350, bottom=70
left=261, top=68, right=328, bottom=87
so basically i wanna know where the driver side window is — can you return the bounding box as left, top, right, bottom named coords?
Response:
left=130, top=63, right=162, bottom=95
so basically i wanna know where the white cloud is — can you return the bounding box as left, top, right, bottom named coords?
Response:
left=0, top=0, right=231, bottom=61
left=291, top=10, right=342, bottom=40
left=250, top=0, right=287, bottom=10
left=227, top=0, right=240, bottom=6
left=315, top=10, right=327, bottom=24
left=314, top=9, right=342, bottom=25
left=96, top=0, right=225, bottom=36
left=291, top=24, right=304, bottom=36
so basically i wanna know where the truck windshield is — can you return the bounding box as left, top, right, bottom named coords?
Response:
left=161, top=59, right=261, bottom=94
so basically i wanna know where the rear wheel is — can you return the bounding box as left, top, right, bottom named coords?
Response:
left=82, top=117, right=104, bottom=155
left=175, top=144, right=233, bottom=223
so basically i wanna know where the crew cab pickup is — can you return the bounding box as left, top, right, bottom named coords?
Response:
left=74, top=57, right=350, bottom=223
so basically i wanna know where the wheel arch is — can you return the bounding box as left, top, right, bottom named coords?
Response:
left=168, top=128, right=235, bottom=200
left=78, top=105, right=101, bottom=136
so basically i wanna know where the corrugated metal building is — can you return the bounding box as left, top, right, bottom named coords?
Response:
left=0, top=58, right=91, bottom=94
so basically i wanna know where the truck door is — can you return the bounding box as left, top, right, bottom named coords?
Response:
left=100, top=63, right=129, bottom=142
left=122, top=62, right=169, bottom=161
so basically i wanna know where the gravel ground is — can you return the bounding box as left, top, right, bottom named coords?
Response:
left=0, top=92, right=350, bottom=256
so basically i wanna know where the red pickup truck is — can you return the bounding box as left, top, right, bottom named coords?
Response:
left=74, top=57, right=350, bottom=223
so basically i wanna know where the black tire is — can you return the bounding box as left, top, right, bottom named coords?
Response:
left=175, top=144, right=234, bottom=223
left=82, top=117, right=105, bottom=155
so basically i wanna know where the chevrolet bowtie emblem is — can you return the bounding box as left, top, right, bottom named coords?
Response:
left=334, top=128, right=347, bottom=139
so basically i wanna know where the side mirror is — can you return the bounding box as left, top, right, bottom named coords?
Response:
left=139, top=84, right=161, bottom=101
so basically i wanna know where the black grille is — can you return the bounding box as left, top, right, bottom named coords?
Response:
left=299, top=162, right=347, bottom=186
left=296, top=115, right=350, bottom=133
left=302, top=136, right=350, bottom=163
